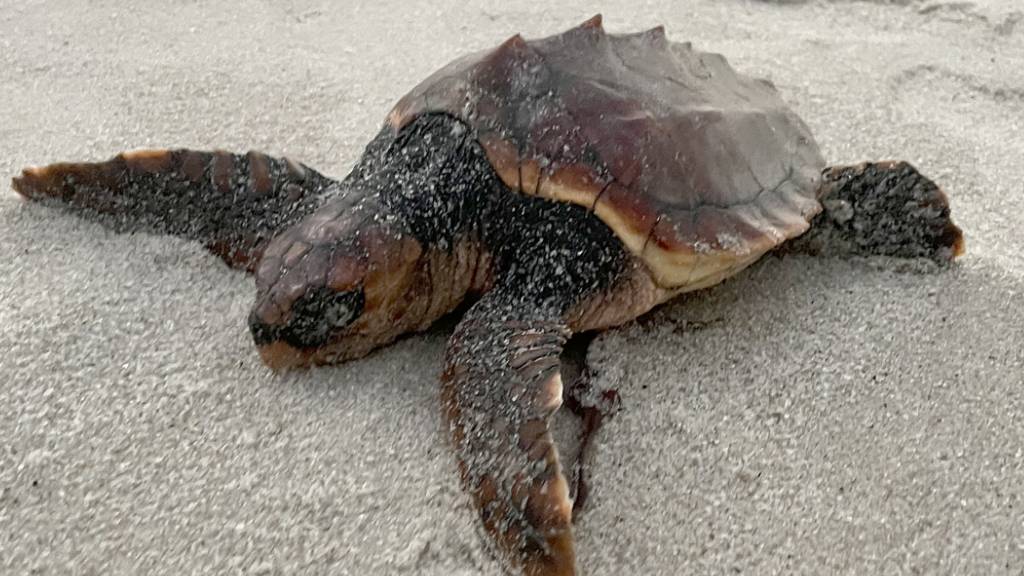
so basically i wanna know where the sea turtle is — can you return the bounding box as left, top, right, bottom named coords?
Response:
left=12, top=15, right=963, bottom=576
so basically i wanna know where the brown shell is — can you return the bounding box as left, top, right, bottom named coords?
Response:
left=388, top=15, right=825, bottom=289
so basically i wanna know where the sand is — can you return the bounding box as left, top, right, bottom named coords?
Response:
left=1, top=1, right=1022, bottom=574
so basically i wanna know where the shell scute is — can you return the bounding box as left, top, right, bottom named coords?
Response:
left=388, top=17, right=826, bottom=289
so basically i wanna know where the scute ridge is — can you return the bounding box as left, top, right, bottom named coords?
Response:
left=577, top=14, right=604, bottom=32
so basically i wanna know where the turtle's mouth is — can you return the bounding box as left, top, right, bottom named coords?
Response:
left=256, top=341, right=314, bottom=372
left=254, top=334, right=387, bottom=372
left=250, top=288, right=364, bottom=345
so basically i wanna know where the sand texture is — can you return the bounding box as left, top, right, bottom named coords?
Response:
left=2, top=1, right=1022, bottom=574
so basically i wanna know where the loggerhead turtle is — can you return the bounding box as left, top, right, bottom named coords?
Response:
left=12, top=16, right=963, bottom=576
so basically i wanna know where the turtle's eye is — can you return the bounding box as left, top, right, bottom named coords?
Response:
left=251, top=287, right=365, bottom=349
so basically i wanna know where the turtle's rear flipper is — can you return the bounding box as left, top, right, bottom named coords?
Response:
left=789, top=161, right=965, bottom=263
left=12, top=149, right=336, bottom=271
left=443, top=296, right=577, bottom=576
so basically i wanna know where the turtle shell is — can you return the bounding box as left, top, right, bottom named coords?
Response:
left=388, top=15, right=825, bottom=289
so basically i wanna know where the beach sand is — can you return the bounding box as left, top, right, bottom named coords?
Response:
left=2, top=1, right=1022, bottom=574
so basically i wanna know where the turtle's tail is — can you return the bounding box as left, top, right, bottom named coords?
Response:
left=12, top=149, right=337, bottom=271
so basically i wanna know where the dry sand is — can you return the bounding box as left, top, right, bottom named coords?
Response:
left=2, top=1, right=1023, bottom=574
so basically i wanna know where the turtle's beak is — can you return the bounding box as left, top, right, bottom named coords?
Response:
left=254, top=341, right=311, bottom=372
left=249, top=322, right=406, bottom=372
left=247, top=286, right=368, bottom=372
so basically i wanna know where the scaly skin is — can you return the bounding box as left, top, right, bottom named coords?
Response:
left=788, top=161, right=965, bottom=261
left=12, top=148, right=335, bottom=271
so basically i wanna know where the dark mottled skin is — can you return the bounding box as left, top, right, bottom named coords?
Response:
left=368, top=113, right=628, bottom=307
left=789, top=162, right=965, bottom=261
left=13, top=149, right=335, bottom=270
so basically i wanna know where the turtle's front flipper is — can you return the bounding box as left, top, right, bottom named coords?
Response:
left=790, top=161, right=965, bottom=263
left=442, top=296, right=577, bottom=576
left=12, top=149, right=336, bottom=270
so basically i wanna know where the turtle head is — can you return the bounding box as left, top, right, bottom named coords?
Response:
left=247, top=209, right=426, bottom=371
